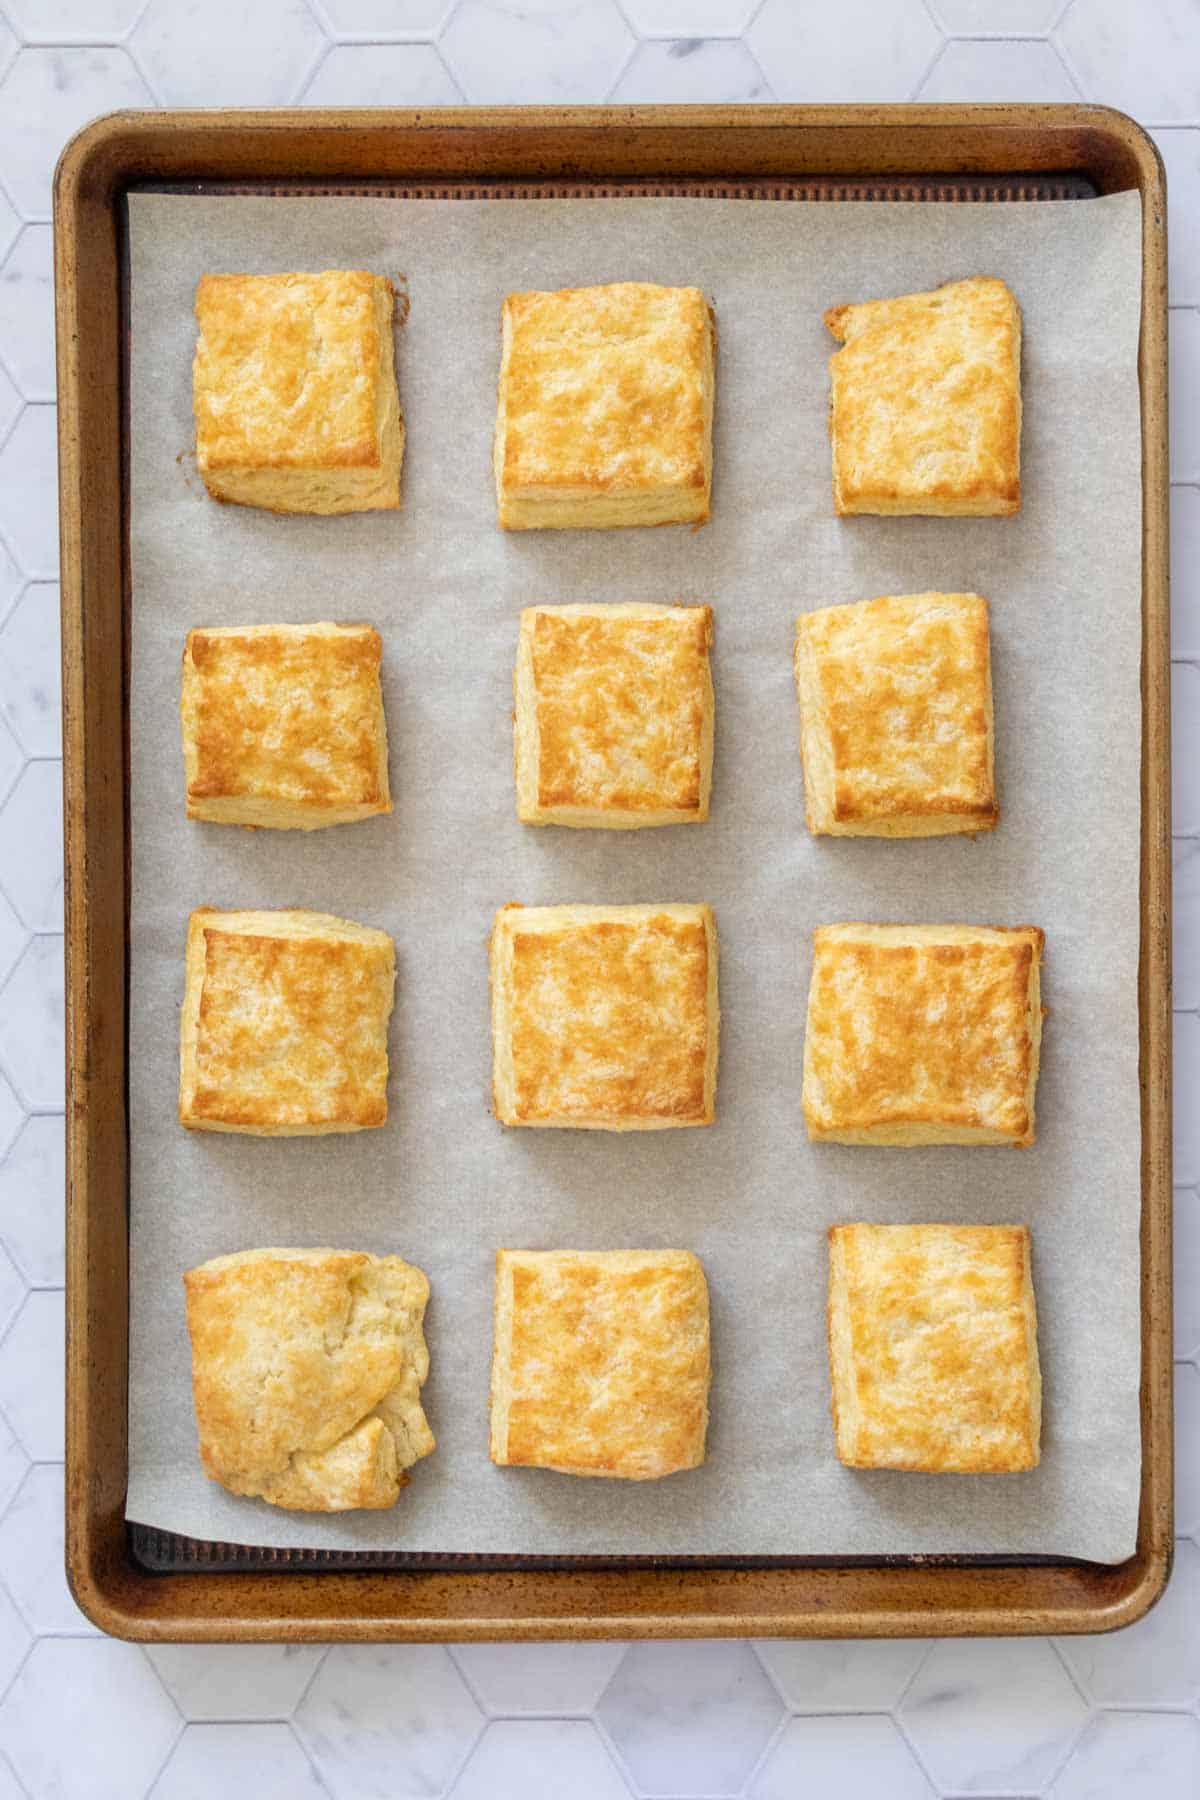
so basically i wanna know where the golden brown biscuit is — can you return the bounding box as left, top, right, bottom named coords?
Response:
left=193, top=271, right=403, bottom=514
left=490, top=1248, right=710, bottom=1478
left=179, top=908, right=395, bottom=1136
left=494, top=282, right=715, bottom=529
left=490, top=902, right=719, bottom=1129
left=181, top=622, right=391, bottom=830
left=184, top=1247, right=434, bottom=1510
left=514, top=603, right=714, bottom=827
left=802, top=923, right=1044, bottom=1146
left=793, top=593, right=996, bottom=837
left=828, top=1223, right=1041, bottom=1472
left=824, top=276, right=1021, bottom=517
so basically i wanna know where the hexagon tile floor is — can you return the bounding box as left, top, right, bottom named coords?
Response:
left=0, top=1, right=1197, bottom=1795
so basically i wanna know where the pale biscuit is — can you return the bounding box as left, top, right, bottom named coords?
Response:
left=490, top=902, right=719, bottom=1129
left=828, top=1223, right=1041, bottom=1472
left=824, top=276, right=1021, bottom=517
left=181, top=622, right=390, bottom=830
left=193, top=270, right=403, bottom=514
left=184, top=1247, right=434, bottom=1510
left=515, top=603, right=713, bottom=827
left=494, top=282, right=715, bottom=529
left=490, top=1248, right=710, bottom=1479
left=179, top=908, right=395, bottom=1136
left=802, top=922, right=1044, bottom=1146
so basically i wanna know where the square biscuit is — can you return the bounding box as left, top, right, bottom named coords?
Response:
left=184, top=1247, right=434, bottom=1510
left=803, top=923, right=1044, bottom=1146
left=494, top=282, right=715, bottom=529
left=490, top=1248, right=710, bottom=1479
left=179, top=908, right=396, bottom=1136
left=193, top=270, right=403, bottom=514
left=824, top=276, right=1021, bottom=517
left=181, top=622, right=391, bottom=830
left=828, top=1223, right=1041, bottom=1473
left=490, top=902, right=719, bottom=1129
left=794, top=592, right=996, bottom=837
left=515, top=603, right=714, bottom=827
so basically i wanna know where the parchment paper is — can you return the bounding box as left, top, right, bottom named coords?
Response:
left=125, top=190, right=1144, bottom=1561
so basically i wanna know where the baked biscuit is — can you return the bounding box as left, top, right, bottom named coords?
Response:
left=490, top=1248, right=710, bottom=1478
left=515, top=603, right=714, bottom=827
left=179, top=908, right=395, bottom=1136
left=802, top=923, right=1044, bottom=1146
left=490, top=902, right=718, bottom=1129
left=494, top=282, right=715, bottom=529
left=824, top=276, right=1021, bottom=517
left=193, top=271, right=403, bottom=514
left=794, top=593, right=996, bottom=837
left=181, top=622, right=390, bottom=830
left=828, top=1223, right=1041, bottom=1472
left=184, top=1247, right=434, bottom=1510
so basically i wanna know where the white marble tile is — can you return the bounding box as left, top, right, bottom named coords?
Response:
left=0, top=1108, right=62, bottom=1296
left=751, top=1715, right=932, bottom=1800
left=1057, top=0, right=1200, bottom=123
left=918, top=36, right=1079, bottom=101
left=1155, top=130, right=1200, bottom=306
left=0, top=47, right=153, bottom=220
left=1052, top=1711, right=1200, bottom=1800
left=0, top=194, right=16, bottom=271
left=0, top=405, right=58, bottom=578
left=0, top=227, right=53, bottom=402
left=151, top=1723, right=327, bottom=1800
left=749, top=0, right=940, bottom=102
left=1176, top=1360, right=1200, bottom=1538
left=0, top=890, right=24, bottom=992
left=296, top=1645, right=482, bottom=1799
left=5, top=0, right=149, bottom=35
left=0, top=376, right=19, bottom=457
left=302, top=42, right=462, bottom=104
left=0, top=1249, right=26, bottom=1344
left=756, top=1639, right=929, bottom=1711
left=440, top=1, right=634, bottom=103
left=0, top=583, right=60, bottom=759
left=455, top=1721, right=631, bottom=1800
left=0, top=1414, right=27, bottom=1524
left=0, top=936, right=63, bottom=1111
left=623, top=0, right=757, bottom=30
left=610, top=37, right=769, bottom=102
left=0, top=1464, right=97, bottom=1635
left=0, top=24, right=14, bottom=86
left=1173, top=661, right=1200, bottom=837
left=1170, top=310, right=1200, bottom=483
left=132, top=0, right=326, bottom=106
left=1175, top=1187, right=1200, bottom=1359
left=0, top=715, right=21, bottom=808
left=597, top=1641, right=784, bottom=1797
left=1176, top=840, right=1200, bottom=1011
left=0, top=1754, right=25, bottom=1800
left=0, top=545, right=20, bottom=630
left=320, top=0, right=453, bottom=30
left=1058, top=1535, right=1200, bottom=1705
left=1176, top=1011, right=1200, bottom=1185
left=0, top=1081, right=20, bottom=1165
left=0, top=1288, right=64, bottom=1460
left=932, top=0, right=1062, bottom=27
left=0, top=1113, right=63, bottom=1288
left=1171, top=485, right=1200, bottom=660
left=148, top=1644, right=326, bottom=1722
left=451, top=1641, right=627, bottom=1715
left=0, top=1640, right=179, bottom=1800
left=0, top=1585, right=28, bottom=1701
left=0, top=759, right=61, bottom=930
left=899, top=1639, right=1086, bottom=1794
